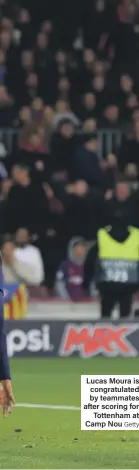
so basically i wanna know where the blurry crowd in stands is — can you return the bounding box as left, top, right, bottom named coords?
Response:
left=0, top=0, right=139, bottom=298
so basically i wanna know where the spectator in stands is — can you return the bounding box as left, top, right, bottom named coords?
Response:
left=120, top=74, right=134, bottom=96
left=19, top=106, right=32, bottom=126
left=51, top=119, right=76, bottom=176
left=82, top=49, right=95, bottom=77
left=2, top=231, right=44, bottom=285
left=72, top=133, right=109, bottom=187
left=75, top=92, right=97, bottom=121
left=55, top=50, right=68, bottom=76
left=126, top=93, right=139, bottom=116
left=103, top=176, right=139, bottom=228
left=21, top=132, right=46, bottom=154
left=31, top=98, right=44, bottom=122
left=58, top=77, right=71, bottom=102
left=119, top=118, right=139, bottom=174
left=35, top=32, right=49, bottom=68
left=82, top=118, right=97, bottom=134
left=17, top=127, right=49, bottom=181
left=23, top=72, right=39, bottom=103
left=51, top=179, right=102, bottom=241
left=15, top=8, right=32, bottom=49
left=21, top=50, right=34, bottom=75
left=101, top=104, right=121, bottom=128
left=92, top=75, right=106, bottom=114
left=83, top=0, right=111, bottom=52
left=5, top=164, right=47, bottom=234
left=53, top=100, right=80, bottom=129
left=124, top=163, right=139, bottom=192
left=55, top=237, right=87, bottom=300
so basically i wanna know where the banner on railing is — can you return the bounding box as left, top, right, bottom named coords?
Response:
left=4, top=284, right=27, bottom=319
left=5, top=320, right=139, bottom=358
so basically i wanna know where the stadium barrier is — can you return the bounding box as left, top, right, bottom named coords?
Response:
left=5, top=320, right=139, bottom=358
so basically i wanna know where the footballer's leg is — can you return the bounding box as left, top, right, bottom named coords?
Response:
left=0, top=265, right=15, bottom=416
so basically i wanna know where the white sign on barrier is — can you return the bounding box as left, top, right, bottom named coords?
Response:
left=81, top=375, right=139, bottom=430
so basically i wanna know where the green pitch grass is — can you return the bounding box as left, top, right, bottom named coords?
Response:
left=0, top=358, right=139, bottom=469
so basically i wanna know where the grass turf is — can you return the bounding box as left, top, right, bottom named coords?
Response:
left=0, top=357, right=139, bottom=469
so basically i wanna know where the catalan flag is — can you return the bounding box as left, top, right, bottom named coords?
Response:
left=4, top=283, right=27, bottom=320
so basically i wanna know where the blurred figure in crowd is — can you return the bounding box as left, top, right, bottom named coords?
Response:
left=53, top=99, right=80, bottom=129
left=75, top=92, right=97, bottom=121
left=4, top=164, right=47, bottom=235
left=72, top=133, right=112, bottom=187
left=119, top=118, right=139, bottom=174
left=24, top=72, right=39, bottom=102
left=72, top=133, right=99, bottom=185
left=2, top=230, right=44, bottom=284
left=21, top=50, right=34, bottom=74
left=51, top=119, right=76, bottom=176
left=82, top=118, right=97, bottom=134
left=101, top=104, right=121, bottom=128
left=103, top=177, right=139, bottom=227
left=19, top=106, right=31, bottom=126
left=55, top=237, right=87, bottom=300
left=120, top=74, right=133, bottom=95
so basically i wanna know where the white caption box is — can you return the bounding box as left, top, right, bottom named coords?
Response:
left=81, top=375, right=139, bottom=430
